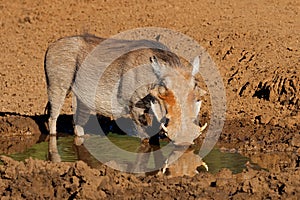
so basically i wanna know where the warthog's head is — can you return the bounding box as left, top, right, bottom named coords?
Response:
left=150, top=56, right=207, bottom=146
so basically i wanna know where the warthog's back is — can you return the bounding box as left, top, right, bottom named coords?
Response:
left=44, top=35, right=181, bottom=118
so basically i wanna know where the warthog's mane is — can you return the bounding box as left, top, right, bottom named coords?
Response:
left=80, top=33, right=183, bottom=69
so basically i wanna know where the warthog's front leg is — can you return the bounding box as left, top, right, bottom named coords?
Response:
left=74, top=96, right=90, bottom=137
left=130, top=107, right=153, bottom=139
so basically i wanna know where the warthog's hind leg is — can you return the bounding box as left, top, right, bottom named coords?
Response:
left=48, top=87, right=69, bottom=135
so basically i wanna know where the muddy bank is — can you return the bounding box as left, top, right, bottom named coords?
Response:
left=0, top=156, right=299, bottom=199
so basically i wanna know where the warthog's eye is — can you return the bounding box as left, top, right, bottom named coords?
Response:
left=158, top=85, right=167, bottom=95
left=193, top=119, right=199, bottom=125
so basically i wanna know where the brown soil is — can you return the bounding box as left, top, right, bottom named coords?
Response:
left=0, top=0, right=299, bottom=199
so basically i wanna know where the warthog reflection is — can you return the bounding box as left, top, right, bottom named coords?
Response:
left=48, top=136, right=207, bottom=177
left=159, top=146, right=208, bottom=177
left=48, top=135, right=61, bottom=163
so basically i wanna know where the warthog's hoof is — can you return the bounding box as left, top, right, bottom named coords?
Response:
left=141, top=138, right=150, bottom=144
left=74, top=134, right=90, bottom=146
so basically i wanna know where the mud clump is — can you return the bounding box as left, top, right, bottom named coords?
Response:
left=220, top=119, right=300, bottom=153
left=0, top=115, right=40, bottom=136
left=0, top=115, right=41, bottom=154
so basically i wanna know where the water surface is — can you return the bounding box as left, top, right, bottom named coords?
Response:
left=2, top=133, right=259, bottom=174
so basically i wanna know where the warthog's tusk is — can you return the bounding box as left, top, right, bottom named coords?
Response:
left=162, top=159, right=169, bottom=174
left=200, top=123, right=208, bottom=132
left=202, top=162, right=209, bottom=171
left=161, top=123, right=168, bottom=132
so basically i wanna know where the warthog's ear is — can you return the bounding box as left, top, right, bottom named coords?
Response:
left=150, top=101, right=166, bottom=122
left=150, top=56, right=161, bottom=78
left=191, top=56, right=200, bottom=76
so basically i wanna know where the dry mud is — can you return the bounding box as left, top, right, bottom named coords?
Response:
left=0, top=0, right=299, bottom=199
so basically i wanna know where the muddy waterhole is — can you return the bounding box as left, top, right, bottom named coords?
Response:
left=1, top=133, right=262, bottom=175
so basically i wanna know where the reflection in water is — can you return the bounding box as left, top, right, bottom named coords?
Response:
left=4, top=134, right=263, bottom=176
left=48, top=135, right=61, bottom=162
left=243, top=151, right=299, bottom=173
left=131, top=139, right=165, bottom=174
left=161, top=146, right=208, bottom=177
left=204, top=148, right=255, bottom=174
left=68, top=135, right=209, bottom=176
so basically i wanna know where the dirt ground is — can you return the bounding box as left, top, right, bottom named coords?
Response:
left=0, top=0, right=299, bottom=199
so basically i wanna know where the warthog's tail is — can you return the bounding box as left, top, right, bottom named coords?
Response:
left=44, top=101, right=51, bottom=116
left=43, top=101, right=51, bottom=132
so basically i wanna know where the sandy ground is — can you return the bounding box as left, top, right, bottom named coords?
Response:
left=0, top=0, right=299, bottom=199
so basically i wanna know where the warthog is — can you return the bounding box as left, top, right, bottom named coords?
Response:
left=44, top=34, right=207, bottom=145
